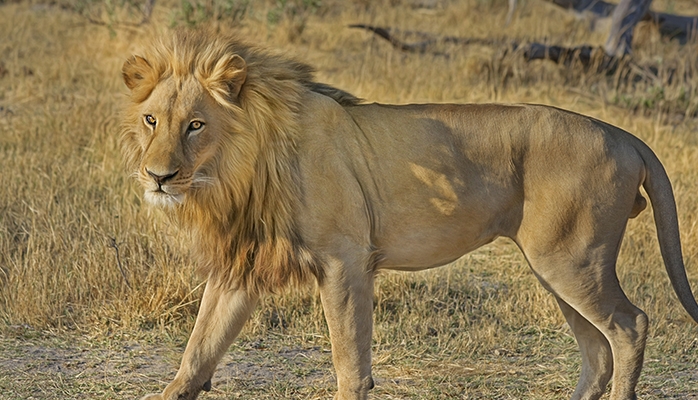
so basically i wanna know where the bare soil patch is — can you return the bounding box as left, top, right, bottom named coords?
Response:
left=0, top=331, right=339, bottom=399
left=1, top=331, right=696, bottom=399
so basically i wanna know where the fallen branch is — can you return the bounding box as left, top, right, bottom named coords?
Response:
left=352, top=24, right=687, bottom=86
left=350, top=24, right=619, bottom=71
left=348, top=24, right=507, bottom=53
left=549, top=0, right=698, bottom=43
left=523, top=43, right=619, bottom=71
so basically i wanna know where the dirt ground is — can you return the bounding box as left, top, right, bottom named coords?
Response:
left=0, top=330, right=339, bottom=399
left=2, top=330, right=697, bottom=400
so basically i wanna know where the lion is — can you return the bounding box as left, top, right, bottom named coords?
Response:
left=120, top=30, right=698, bottom=400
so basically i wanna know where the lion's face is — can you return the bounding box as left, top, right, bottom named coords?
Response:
left=121, top=52, right=249, bottom=208
left=133, top=78, right=221, bottom=207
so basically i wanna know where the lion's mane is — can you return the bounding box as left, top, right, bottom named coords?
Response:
left=120, top=30, right=360, bottom=292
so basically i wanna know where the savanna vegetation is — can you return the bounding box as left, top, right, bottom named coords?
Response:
left=0, top=0, right=697, bottom=398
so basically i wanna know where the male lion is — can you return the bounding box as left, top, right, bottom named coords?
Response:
left=121, top=30, right=698, bottom=400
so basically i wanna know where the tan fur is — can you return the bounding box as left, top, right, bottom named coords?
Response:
left=122, top=31, right=698, bottom=400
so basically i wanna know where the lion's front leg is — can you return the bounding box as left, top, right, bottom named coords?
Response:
left=141, top=278, right=259, bottom=400
left=319, top=258, right=376, bottom=400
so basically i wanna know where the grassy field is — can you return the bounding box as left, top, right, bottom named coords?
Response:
left=1, top=0, right=698, bottom=398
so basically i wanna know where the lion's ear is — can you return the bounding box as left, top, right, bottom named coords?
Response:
left=205, top=54, right=247, bottom=104
left=122, top=55, right=157, bottom=101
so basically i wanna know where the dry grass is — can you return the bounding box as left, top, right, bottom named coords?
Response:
left=1, top=0, right=697, bottom=398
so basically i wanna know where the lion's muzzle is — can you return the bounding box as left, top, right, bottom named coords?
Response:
left=142, top=168, right=185, bottom=207
left=146, top=168, right=180, bottom=188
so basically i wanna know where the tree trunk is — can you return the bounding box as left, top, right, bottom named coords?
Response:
left=604, top=0, right=653, bottom=56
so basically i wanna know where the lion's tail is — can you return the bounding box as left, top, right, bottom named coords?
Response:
left=638, top=142, right=698, bottom=323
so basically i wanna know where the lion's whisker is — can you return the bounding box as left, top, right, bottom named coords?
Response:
left=192, top=175, right=217, bottom=187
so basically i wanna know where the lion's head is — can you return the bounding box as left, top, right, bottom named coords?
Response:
left=121, top=66, right=241, bottom=208
left=120, top=31, right=355, bottom=291
left=121, top=32, right=296, bottom=212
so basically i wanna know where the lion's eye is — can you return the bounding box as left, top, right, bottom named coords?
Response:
left=145, top=115, right=157, bottom=126
left=188, top=121, right=204, bottom=132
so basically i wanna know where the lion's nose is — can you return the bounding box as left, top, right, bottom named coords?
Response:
left=146, top=169, right=179, bottom=185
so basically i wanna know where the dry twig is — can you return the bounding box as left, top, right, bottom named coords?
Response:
left=108, top=237, right=131, bottom=290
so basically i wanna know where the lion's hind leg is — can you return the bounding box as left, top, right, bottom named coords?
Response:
left=555, top=297, right=613, bottom=400
left=523, top=247, right=648, bottom=400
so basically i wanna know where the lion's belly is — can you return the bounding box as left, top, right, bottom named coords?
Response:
left=367, top=163, right=520, bottom=271
left=377, top=241, right=495, bottom=271
left=374, top=209, right=502, bottom=271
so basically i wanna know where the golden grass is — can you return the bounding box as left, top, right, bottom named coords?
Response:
left=1, top=0, right=697, bottom=397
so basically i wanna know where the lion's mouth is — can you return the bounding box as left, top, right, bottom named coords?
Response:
left=137, top=170, right=209, bottom=208
left=144, top=188, right=185, bottom=207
